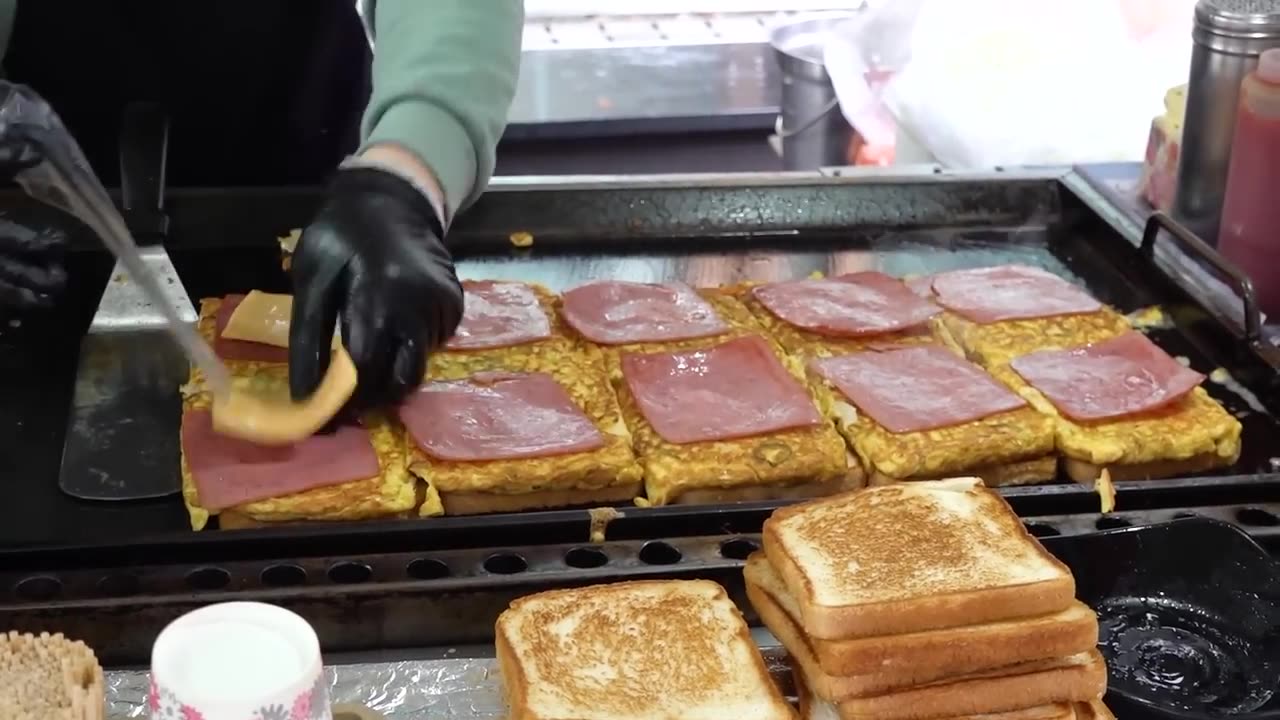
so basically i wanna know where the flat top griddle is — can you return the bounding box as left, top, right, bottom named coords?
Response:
left=1, top=169, right=1278, bottom=562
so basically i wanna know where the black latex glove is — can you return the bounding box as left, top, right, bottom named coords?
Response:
left=0, top=220, right=67, bottom=309
left=289, top=166, right=464, bottom=410
left=0, top=82, right=68, bottom=309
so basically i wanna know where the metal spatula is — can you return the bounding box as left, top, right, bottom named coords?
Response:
left=3, top=98, right=231, bottom=500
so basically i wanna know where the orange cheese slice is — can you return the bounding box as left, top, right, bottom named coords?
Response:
left=212, top=346, right=358, bottom=446
left=221, top=290, right=292, bottom=347
left=221, top=289, right=338, bottom=350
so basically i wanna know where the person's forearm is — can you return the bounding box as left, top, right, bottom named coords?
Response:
left=360, top=0, right=523, bottom=224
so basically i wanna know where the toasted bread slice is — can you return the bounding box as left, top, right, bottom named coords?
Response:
left=496, top=580, right=796, bottom=720
left=934, top=308, right=1132, bottom=368
left=612, top=333, right=860, bottom=505
left=989, top=366, right=1242, bottom=480
left=866, top=456, right=1059, bottom=488
left=805, top=360, right=1056, bottom=483
left=763, top=478, right=1075, bottom=639
left=794, top=669, right=1081, bottom=720
left=820, top=650, right=1106, bottom=720
left=413, top=346, right=643, bottom=515
left=1075, top=700, right=1115, bottom=720
left=180, top=365, right=419, bottom=530
left=745, top=553, right=1098, bottom=687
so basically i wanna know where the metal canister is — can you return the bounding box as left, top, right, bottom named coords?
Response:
left=1174, top=0, right=1280, bottom=242
left=770, top=16, right=857, bottom=171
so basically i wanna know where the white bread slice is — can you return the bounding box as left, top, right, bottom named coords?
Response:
left=795, top=650, right=1105, bottom=720
left=745, top=553, right=1099, bottom=692
left=495, top=580, right=796, bottom=720
left=794, top=668, right=1079, bottom=720
left=763, top=477, right=1075, bottom=639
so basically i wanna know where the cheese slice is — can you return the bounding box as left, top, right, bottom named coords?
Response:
left=221, top=289, right=339, bottom=350
left=221, top=290, right=292, bottom=347
left=212, top=346, right=358, bottom=446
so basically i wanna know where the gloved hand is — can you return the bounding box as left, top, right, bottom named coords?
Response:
left=0, top=81, right=67, bottom=309
left=289, top=166, right=464, bottom=410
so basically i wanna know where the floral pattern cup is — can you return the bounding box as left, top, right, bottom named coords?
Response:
left=149, top=602, right=331, bottom=720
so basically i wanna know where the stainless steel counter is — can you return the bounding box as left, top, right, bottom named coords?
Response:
left=508, top=43, right=779, bottom=139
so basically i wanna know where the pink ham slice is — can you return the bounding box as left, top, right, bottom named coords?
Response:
left=215, top=294, right=289, bottom=364
left=181, top=409, right=379, bottom=512
left=752, top=272, right=940, bottom=337
left=560, top=280, right=728, bottom=345
left=1010, top=331, right=1205, bottom=422
left=621, top=335, right=823, bottom=444
left=930, top=265, right=1102, bottom=324
left=812, top=345, right=1026, bottom=433
left=905, top=274, right=936, bottom=298
left=445, top=281, right=553, bottom=351
left=399, top=371, right=605, bottom=462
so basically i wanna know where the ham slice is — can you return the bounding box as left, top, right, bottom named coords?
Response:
left=215, top=294, right=289, bottom=363
left=621, top=335, right=823, bottom=444
left=905, top=274, right=936, bottom=298
left=560, top=281, right=728, bottom=345
left=811, top=345, right=1027, bottom=433
left=1010, top=331, right=1205, bottom=422
left=752, top=272, right=940, bottom=337
left=181, top=409, right=379, bottom=512
left=930, top=265, right=1102, bottom=324
left=399, top=371, right=605, bottom=462
left=445, top=281, right=553, bottom=351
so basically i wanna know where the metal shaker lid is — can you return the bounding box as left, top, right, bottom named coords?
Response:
left=1194, top=0, right=1280, bottom=50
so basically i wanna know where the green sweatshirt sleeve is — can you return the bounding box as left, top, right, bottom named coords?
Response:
left=361, top=0, right=523, bottom=218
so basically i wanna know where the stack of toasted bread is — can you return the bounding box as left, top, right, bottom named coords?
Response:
left=749, top=477, right=1113, bottom=720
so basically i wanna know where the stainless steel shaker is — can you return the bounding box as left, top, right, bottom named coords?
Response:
left=1174, top=0, right=1280, bottom=242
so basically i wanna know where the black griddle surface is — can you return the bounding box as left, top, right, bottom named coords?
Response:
left=1, top=176, right=1278, bottom=555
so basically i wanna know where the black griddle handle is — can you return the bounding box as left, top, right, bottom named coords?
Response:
left=118, top=102, right=170, bottom=245
left=1140, top=211, right=1262, bottom=344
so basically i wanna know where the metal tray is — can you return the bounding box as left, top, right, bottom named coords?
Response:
left=96, top=519, right=1280, bottom=719
left=1, top=169, right=1278, bottom=556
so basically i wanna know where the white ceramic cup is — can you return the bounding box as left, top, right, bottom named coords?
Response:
left=149, top=602, right=330, bottom=720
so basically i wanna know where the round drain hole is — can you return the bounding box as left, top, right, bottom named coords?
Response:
left=1095, top=516, right=1132, bottom=530
left=719, top=538, right=760, bottom=560
left=406, top=558, right=451, bottom=580
left=639, top=541, right=682, bottom=566
left=1236, top=507, right=1280, bottom=527
left=14, top=575, right=61, bottom=602
left=484, top=553, right=528, bottom=575
left=1023, top=522, right=1061, bottom=538
left=186, top=567, right=231, bottom=591
left=97, top=573, right=141, bottom=597
left=327, top=562, right=373, bottom=584
left=564, top=547, right=609, bottom=569
left=261, top=564, right=308, bottom=587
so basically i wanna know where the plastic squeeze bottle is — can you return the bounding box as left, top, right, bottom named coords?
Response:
left=1218, top=48, right=1280, bottom=319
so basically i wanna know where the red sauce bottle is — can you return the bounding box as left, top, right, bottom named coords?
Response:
left=1218, top=49, right=1280, bottom=319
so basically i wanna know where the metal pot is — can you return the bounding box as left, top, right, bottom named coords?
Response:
left=770, top=15, right=858, bottom=170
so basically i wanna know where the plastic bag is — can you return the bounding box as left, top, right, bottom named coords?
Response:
left=826, top=0, right=1195, bottom=167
